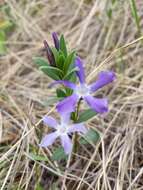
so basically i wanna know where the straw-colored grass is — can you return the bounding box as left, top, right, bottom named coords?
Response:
left=0, top=0, right=143, bottom=189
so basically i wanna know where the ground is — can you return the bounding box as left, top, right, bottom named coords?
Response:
left=0, top=0, right=143, bottom=189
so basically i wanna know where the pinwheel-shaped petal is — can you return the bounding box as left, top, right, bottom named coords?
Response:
left=39, top=112, right=87, bottom=154
left=51, top=56, right=116, bottom=114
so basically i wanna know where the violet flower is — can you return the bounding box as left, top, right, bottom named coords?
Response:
left=43, top=40, right=55, bottom=66
left=39, top=112, right=87, bottom=154
left=52, top=57, right=116, bottom=114
left=52, top=32, right=60, bottom=50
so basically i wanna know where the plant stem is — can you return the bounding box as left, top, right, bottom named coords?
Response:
left=72, top=99, right=82, bottom=161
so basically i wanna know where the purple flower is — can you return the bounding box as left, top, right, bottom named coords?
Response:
left=43, top=40, right=55, bottom=66
left=52, top=57, right=116, bottom=114
left=52, top=32, right=60, bottom=50
left=39, top=112, right=87, bottom=154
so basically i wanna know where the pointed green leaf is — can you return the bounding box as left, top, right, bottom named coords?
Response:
left=63, top=66, right=78, bottom=80
left=51, top=47, right=59, bottom=63
left=69, top=72, right=77, bottom=83
left=80, top=128, right=100, bottom=145
left=51, top=147, right=68, bottom=161
left=33, top=57, right=49, bottom=67
left=77, top=109, right=97, bottom=123
left=57, top=54, right=65, bottom=70
left=63, top=51, right=76, bottom=73
left=60, top=34, right=67, bottom=57
left=56, top=89, right=67, bottom=98
left=40, top=66, right=63, bottom=80
left=65, top=87, right=73, bottom=96
left=130, top=0, right=140, bottom=32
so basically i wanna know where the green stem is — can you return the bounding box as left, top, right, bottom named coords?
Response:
left=75, top=98, right=82, bottom=121
left=72, top=99, right=82, bottom=161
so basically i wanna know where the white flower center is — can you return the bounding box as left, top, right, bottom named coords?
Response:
left=75, top=84, right=90, bottom=98
left=57, top=124, right=68, bottom=135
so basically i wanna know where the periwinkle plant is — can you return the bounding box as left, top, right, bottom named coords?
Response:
left=34, top=32, right=116, bottom=155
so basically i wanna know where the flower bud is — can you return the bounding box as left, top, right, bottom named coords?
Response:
left=43, top=40, right=55, bottom=66
left=52, top=32, right=60, bottom=50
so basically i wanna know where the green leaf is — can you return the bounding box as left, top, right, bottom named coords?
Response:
left=56, top=89, right=67, bottom=98
left=51, top=47, right=59, bottom=63
left=80, top=128, right=100, bottom=145
left=0, top=30, right=7, bottom=54
left=33, top=57, right=49, bottom=67
left=57, top=53, right=65, bottom=70
left=65, top=87, right=73, bottom=96
left=60, top=34, right=67, bottom=57
left=107, top=8, right=112, bottom=19
left=129, top=0, right=141, bottom=32
left=40, top=66, right=63, bottom=80
left=77, top=109, right=97, bottom=123
left=51, top=147, right=68, bottom=161
left=63, top=51, right=75, bottom=73
left=29, top=153, right=49, bottom=161
left=63, top=66, right=78, bottom=80
left=69, top=72, right=77, bottom=83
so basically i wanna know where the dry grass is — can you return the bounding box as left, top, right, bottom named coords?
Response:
left=0, top=0, right=143, bottom=189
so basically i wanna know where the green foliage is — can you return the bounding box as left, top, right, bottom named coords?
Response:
left=129, top=0, right=141, bottom=33
left=107, top=8, right=112, bottom=19
left=0, top=5, right=15, bottom=54
left=56, top=52, right=65, bottom=70
left=77, top=109, right=97, bottom=123
left=51, top=47, right=59, bottom=63
left=63, top=66, right=78, bottom=80
left=59, top=34, right=67, bottom=57
left=40, top=66, right=63, bottom=80
left=33, top=57, right=49, bottom=67
left=0, top=20, right=13, bottom=30
left=80, top=128, right=100, bottom=145
left=34, top=35, right=77, bottom=83
left=56, top=89, right=67, bottom=98
left=51, top=147, right=68, bottom=161
left=0, top=20, right=13, bottom=54
left=0, top=31, right=6, bottom=54
left=63, top=51, right=76, bottom=73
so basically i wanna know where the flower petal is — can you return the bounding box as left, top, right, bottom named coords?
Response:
left=43, top=116, right=58, bottom=129
left=39, top=132, right=59, bottom=147
left=49, top=80, right=76, bottom=90
left=60, top=112, right=71, bottom=125
left=56, top=94, right=78, bottom=114
left=75, top=56, right=85, bottom=84
left=84, top=95, right=108, bottom=113
left=52, top=32, right=60, bottom=50
left=89, top=71, right=116, bottom=92
left=60, top=134, right=72, bottom=154
left=67, top=123, right=87, bottom=134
